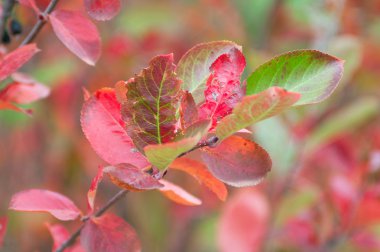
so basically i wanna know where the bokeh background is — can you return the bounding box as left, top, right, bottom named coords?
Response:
left=1, top=0, right=380, bottom=251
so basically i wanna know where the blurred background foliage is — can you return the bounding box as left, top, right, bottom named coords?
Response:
left=1, top=0, right=380, bottom=251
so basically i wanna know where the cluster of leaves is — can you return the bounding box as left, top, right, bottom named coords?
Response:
left=5, top=40, right=343, bottom=251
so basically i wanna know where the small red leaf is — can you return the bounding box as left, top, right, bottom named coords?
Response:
left=218, top=190, right=269, bottom=252
left=81, top=88, right=149, bottom=169
left=84, top=0, right=121, bottom=21
left=46, top=223, right=85, bottom=252
left=179, top=91, right=198, bottom=129
left=199, top=48, right=246, bottom=128
left=169, top=157, right=228, bottom=201
left=81, top=213, right=141, bottom=252
left=0, top=44, right=40, bottom=82
left=0, top=217, right=7, bottom=248
left=87, top=166, right=104, bottom=213
left=0, top=100, right=32, bottom=115
left=202, top=135, right=272, bottom=187
left=158, top=180, right=202, bottom=206
left=9, top=189, right=81, bottom=221
left=49, top=10, right=101, bottom=65
left=104, top=164, right=163, bottom=191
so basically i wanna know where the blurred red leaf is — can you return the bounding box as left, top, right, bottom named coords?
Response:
left=169, top=157, right=227, bottom=201
left=9, top=189, right=81, bottom=221
left=81, top=213, right=141, bottom=252
left=0, top=100, right=32, bottom=115
left=202, top=135, right=272, bottom=187
left=46, top=223, right=85, bottom=252
left=0, top=217, right=7, bottom=248
left=18, top=0, right=39, bottom=13
left=49, top=10, right=101, bottom=65
left=87, top=166, right=104, bottom=213
left=179, top=91, right=198, bottom=129
left=81, top=88, right=149, bottom=169
left=103, top=164, right=163, bottom=191
left=218, top=190, right=269, bottom=252
left=199, top=48, right=245, bottom=128
left=0, top=44, right=39, bottom=82
left=158, top=180, right=202, bottom=206
left=84, top=0, right=121, bottom=21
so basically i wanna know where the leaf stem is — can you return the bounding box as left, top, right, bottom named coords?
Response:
left=19, top=0, right=60, bottom=47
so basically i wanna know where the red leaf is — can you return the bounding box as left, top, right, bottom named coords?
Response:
left=201, top=135, right=272, bottom=187
left=80, top=88, right=149, bottom=169
left=81, top=213, right=141, bottom=252
left=49, top=10, right=101, bottom=65
left=46, top=223, right=85, bottom=252
left=0, top=217, right=7, bottom=248
left=9, top=189, right=81, bottom=221
left=158, top=180, right=202, bottom=206
left=0, top=44, right=40, bottom=82
left=0, top=73, right=49, bottom=104
left=87, top=166, right=104, bottom=213
left=169, top=157, right=228, bottom=201
left=103, top=164, right=163, bottom=191
left=199, top=48, right=246, bottom=128
left=218, top=190, right=269, bottom=252
left=84, top=0, right=121, bottom=21
left=18, top=0, right=39, bottom=13
left=0, top=100, right=32, bottom=115
left=179, top=91, right=198, bottom=129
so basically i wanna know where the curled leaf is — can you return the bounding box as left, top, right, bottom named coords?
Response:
left=158, top=180, right=202, bottom=206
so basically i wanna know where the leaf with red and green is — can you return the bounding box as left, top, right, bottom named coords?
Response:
left=199, top=48, right=245, bottom=128
left=169, top=157, right=228, bottom=201
left=49, top=10, right=101, bottom=65
left=84, top=0, right=121, bottom=21
left=179, top=91, right=198, bottom=129
left=46, top=223, right=85, bottom=252
left=144, top=120, right=211, bottom=170
left=0, top=44, right=40, bottom=82
left=246, top=50, right=344, bottom=105
left=202, top=135, right=272, bottom=187
left=158, top=180, right=202, bottom=206
left=122, top=54, right=181, bottom=152
left=215, top=87, right=300, bottom=140
left=177, top=40, right=242, bottom=104
left=0, top=101, right=32, bottom=115
left=0, top=217, right=7, bottom=248
left=103, top=164, right=163, bottom=191
left=87, top=166, right=104, bottom=213
left=9, top=189, right=81, bottom=221
left=81, top=88, right=149, bottom=169
left=81, top=213, right=141, bottom=252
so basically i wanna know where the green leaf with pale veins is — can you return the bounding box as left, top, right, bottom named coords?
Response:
left=122, top=54, right=181, bottom=153
left=215, top=87, right=300, bottom=141
left=144, top=120, right=211, bottom=170
left=246, top=50, right=344, bottom=105
left=177, top=41, right=242, bottom=104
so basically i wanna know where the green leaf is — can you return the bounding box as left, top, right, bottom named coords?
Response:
left=177, top=41, right=241, bottom=104
left=122, top=54, right=181, bottom=152
left=215, top=87, right=300, bottom=141
left=246, top=50, right=344, bottom=105
left=144, top=120, right=211, bottom=170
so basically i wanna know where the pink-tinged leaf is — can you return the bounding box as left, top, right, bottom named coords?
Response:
left=0, top=73, right=49, bottom=104
left=81, top=213, right=141, bottom=252
left=169, top=157, right=227, bottom=201
left=199, top=48, right=246, bottom=128
left=158, top=180, right=202, bottom=206
left=144, top=120, right=211, bottom=170
left=201, top=135, right=272, bottom=187
left=0, top=100, right=32, bottom=115
left=9, top=189, right=81, bottom=221
left=122, top=54, right=182, bottom=152
left=46, top=223, right=85, bottom=252
left=18, top=0, right=39, bottom=13
left=218, top=190, right=269, bottom=252
left=84, top=0, right=121, bottom=21
left=103, top=164, right=163, bottom=191
left=216, top=87, right=301, bottom=140
left=0, top=217, right=7, bottom=248
left=80, top=88, right=149, bottom=169
left=0, top=44, right=40, bottom=82
left=87, top=166, right=104, bottom=213
left=49, top=10, right=101, bottom=65
left=179, top=91, right=198, bottom=129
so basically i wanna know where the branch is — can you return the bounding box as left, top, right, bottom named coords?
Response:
left=0, top=0, right=16, bottom=43
left=19, top=0, right=60, bottom=47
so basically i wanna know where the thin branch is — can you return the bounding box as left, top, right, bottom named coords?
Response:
left=19, top=0, right=60, bottom=46
left=0, top=0, right=16, bottom=43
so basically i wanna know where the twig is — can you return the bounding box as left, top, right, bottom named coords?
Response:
left=0, top=0, right=16, bottom=43
left=19, top=0, right=60, bottom=46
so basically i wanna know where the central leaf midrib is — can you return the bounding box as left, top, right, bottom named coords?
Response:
left=156, top=63, right=168, bottom=144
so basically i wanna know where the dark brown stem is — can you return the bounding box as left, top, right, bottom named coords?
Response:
left=19, top=0, right=60, bottom=46
left=0, top=0, right=16, bottom=43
